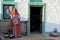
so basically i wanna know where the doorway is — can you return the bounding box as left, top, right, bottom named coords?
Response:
left=30, top=6, right=42, bottom=33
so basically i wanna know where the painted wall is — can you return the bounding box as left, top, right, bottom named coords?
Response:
left=44, top=0, right=60, bottom=32
left=1, top=0, right=60, bottom=33
left=0, top=0, right=29, bottom=21
left=15, top=0, right=29, bottom=21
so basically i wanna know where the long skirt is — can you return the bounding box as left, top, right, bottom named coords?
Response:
left=11, top=20, right=21, bottom=37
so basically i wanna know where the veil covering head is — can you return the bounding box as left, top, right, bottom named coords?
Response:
left=9, top=6, right=18, bottom=16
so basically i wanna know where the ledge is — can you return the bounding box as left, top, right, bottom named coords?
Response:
left=29, top=2, right=45, bottom=5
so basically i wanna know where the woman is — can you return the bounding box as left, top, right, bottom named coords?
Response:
left=9, top=6, right=21, bottom=37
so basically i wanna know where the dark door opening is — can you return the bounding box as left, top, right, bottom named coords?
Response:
left=30, top=6, right=42, bottom=33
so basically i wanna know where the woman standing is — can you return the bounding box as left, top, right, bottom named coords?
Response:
left=9, top=6, right=21, bottom=37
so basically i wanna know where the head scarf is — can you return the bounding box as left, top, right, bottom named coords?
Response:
left=11, top=8, right=18, bottom=17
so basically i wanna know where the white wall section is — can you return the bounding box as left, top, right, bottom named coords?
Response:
left=44, top=0, right=60, bottom=32
left=15, top=0, right=29, bottom=21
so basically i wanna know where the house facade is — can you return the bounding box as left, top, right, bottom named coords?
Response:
left=0, top=0, right=60, bottom=35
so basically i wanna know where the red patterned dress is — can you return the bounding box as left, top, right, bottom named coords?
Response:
left=11, top=8, right=21, bottom=37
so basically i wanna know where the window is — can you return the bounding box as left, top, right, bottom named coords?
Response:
left=3, top=4, right=15, bottom=19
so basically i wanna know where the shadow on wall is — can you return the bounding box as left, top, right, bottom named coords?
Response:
left=45, top=22, right=60, bottom=32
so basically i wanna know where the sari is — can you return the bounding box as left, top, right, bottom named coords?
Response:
left=11, top=8, right=21, bottom=37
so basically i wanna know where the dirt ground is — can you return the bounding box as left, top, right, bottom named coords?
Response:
left=5, top=34, right=46, bottom=40
left=4, top=34, right=60, bottom=40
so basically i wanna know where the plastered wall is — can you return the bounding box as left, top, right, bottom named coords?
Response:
left=44, top=0, right=60, bottom=32
left=15, top=0, right=29, bottom=21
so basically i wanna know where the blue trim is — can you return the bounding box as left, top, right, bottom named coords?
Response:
left=44, top=32, right=60, bottom=35
left=27, top=4, right=30, bottom=35
left=29, top=2, right=45, bottom=5
left=2, top=1, right=16, bottom=4
left=43, top=4, right=46, bottom=34
left=28, top=2, right=45, bottom=34
left=3, top=0, right=14, bottom=1
left=30, top=0, right=42, bottom=2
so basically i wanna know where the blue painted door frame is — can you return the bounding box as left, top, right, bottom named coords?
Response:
left=27, top=2, right=45, bottom=35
